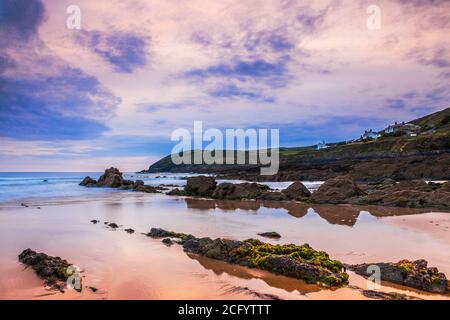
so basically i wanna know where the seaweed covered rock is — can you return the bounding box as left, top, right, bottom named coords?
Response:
left=18, top=249, right=81, bottom=292
left=184, top=176, right=217, bottom=197
left=311, top=176, right=365, bottom=204
left=79, top=176, right=97, bottom=186
left=212, top=182, right=270, bottom=200
left=149, top=228, right=348, bottom=288
left=349, top=259, right=449, bottom=293
left=282, top=182, right=311, bottom=201
left=96, top=167, right=124, bottom=188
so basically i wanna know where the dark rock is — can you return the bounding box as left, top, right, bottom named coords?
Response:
left=134, top=185, right=160, bottom=194
left=184, top=176, right=217, bottom=197
left=90, top=220, right=100, bottom=224
left=124, top=228, right=135, bottom=234
left=79, top=176, right=97, bottom=186
left=311, top=176, right=365, bottom=204
left=182, top=235, right=349, bottom=288
left=349, top=259, right=449, bottom=294
left=282, top=182, right=311, bottom=201
left=18, top=249, right=81, bottom=292
left=162, top=238, right=174, bottom=246
left=256, top=191, right=287, bottom=201
left=167, top=188, right=184, bottom=196
left=442, top=181, right=450, bottom=192
left=360, top=290, right=420, bottom=300
left=96, top=168, right=124, bottom=188
left=146, top=228, right=191, bottom=240
left=20, top=203, right=28, bottom=207
left=88, top=286, right=98, bottom=293
left=258, top=232, right=281, bottom=239
left=212, top=182, right=270, bottom=200
left=108, top=223, right=119, bottom=229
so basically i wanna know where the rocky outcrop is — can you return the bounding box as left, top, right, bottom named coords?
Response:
left=354, top=180, right=450, bottom=209
left=147, top=228, right=349, bottom=288
left=281, top=182, right=311, bottom=201
left=79, top=176, right=96, bottom=186
left=311, top=176, right=365, bottom=204
left=97, top=167, right=124, bottom=188
left=18, top=249, right=80, bottom=292
left=184, top=176, right=217, bottom=197
left=80, top=168, right=161, bottom=195
left=212, top=182, right=270, bottom=200
left=257, top=191, right=287, bottom=201
left=167, top=188, right=184, bottom=196
left=349, top=259, right=450, bottom=294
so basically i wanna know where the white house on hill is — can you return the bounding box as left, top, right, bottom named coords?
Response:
left=317, top=141, right=329, bottom=150
left=361, top=129, right=381, bottom=140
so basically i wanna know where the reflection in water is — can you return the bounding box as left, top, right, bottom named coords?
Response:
left=187, top=253, right=323, bottom=295
left=184, top=198, right=430, bottom=227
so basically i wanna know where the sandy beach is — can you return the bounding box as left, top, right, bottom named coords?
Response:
left=1, top=191, right=449, bottom=300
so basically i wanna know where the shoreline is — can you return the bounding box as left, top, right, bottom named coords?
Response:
left=1, top=191, right=449, bottom=300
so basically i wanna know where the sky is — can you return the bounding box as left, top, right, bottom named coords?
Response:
left=0, top=0, right=449, bottom=171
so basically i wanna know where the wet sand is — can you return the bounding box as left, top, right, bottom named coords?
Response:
left=0, top=192, right=449, bottom=300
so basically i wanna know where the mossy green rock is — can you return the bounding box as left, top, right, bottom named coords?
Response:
left=153, top=228, right=348, bottom=288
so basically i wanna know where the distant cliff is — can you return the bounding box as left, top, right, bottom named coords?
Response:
left=141, top=107, right=450, bottom=182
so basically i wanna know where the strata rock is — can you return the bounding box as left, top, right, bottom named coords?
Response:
left=349, top=259, right=449, bottom=294
left=184, top=176, right=217, bottom=197
left=162, top=238, right=174, bottom=246
left=79, top=176, right=97, bottom=186
left=212, top=182, right=270, bottom=200
left=18, top=249, right=81, bottom=292
left=257, top=232, right=281, bottom=239
left=282, top=182, right=311, bottom=201
left=311, top=176, right=365, bottom=204
left=97, top=167, right=124, bottom=188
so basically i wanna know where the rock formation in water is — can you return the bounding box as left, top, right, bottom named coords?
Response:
left=18, top=249, right=81, bottom=292
left=349, top=259, right=450, bottom=294
left=146, top=228, right=349, bottom=288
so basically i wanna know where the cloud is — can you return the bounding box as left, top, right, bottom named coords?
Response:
left=77, top=30, right=149, bottom=73
left=0, top=0, right=45, bottom=44
left=209, top=84, right=275, bottom=102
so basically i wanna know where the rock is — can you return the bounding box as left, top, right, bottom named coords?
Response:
left=20, top=203, right=28, bottom=207
left=212, top=182, right=270, bottom=200
left=133, top=180, right=145, bottom=188
left=146, top=228, right=191, bottom=240
left=167, top=188, right=183, bottom=196
left=96, top=168, right=124, bottom=188
left=442, top=181, right=450, bottom=192
left=183, top=236, right=349, bottom=288
left=108, top=223, right=119, bottom=229
left=258, top=232, right=281, bottom=239
left=349, top=259, right=449, bottom=293
left=88, top=286, right=98, bottom=293
left=311, top=176, right=365, bottom=204
left=282, top=182, right=311, bottom=201
left=134, top=185, right=160, bottom=193
left=256, top=191, right=287, bottom=201
left=162, top=238, right=174, bottom=246
left=184, top=176, right=217, bottom=197
left=90, top=220, right=100, bottom=224
left=124, top=228, right=135, bottom=234
left=79, top=176, right=97, bottom=186
left=18, top=249, right=81, bottom=292
left=360, top=289, right=420, bottom=300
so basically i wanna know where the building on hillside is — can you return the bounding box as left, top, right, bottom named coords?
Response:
left=317, top=141, right=329, bottom=150
left=361, top=129, right=381, bottom=140
left=384, top=122, right=421, bottom=136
